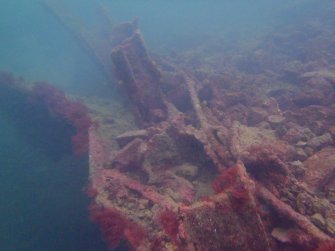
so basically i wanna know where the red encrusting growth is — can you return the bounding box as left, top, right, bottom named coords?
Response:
left=30, top=83, right=92, bottom=155
left=317, top=239, right=335, bottom=251
left=212, top=167, right=238, bottom=194
left=124, top=221, right=147, bottom=248
left=230, top=185, right=250, bottom=211
left=89, top=203, right=127, bottom=249
left=157, top=209, right=179, bottom=240
left=88, top=203, right=147, bottom=250
left=84, top=18, right=335, bottom=250
left=151, top=236, right=166, bottom=251
left=85, top=185, right=98, bottom=198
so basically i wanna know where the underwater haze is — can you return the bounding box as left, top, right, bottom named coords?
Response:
left=0, top=0, right=327, bottom=95
left=0, top=0, right=334, bottom=250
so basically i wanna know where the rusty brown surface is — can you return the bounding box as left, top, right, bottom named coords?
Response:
left=87, top=19, right=335, bottom=251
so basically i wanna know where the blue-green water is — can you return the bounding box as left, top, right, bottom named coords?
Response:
left=0, top=0, right=333, bottom=250
left=1, top=0, right=329, bottom=95
left=0, top=87, right=107, bottom=250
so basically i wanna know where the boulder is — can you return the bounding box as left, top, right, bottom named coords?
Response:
left=303, top=147, right=335, bottom=191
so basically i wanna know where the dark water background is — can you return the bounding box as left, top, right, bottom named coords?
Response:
left=0, top=0, right=332, bottom=250
left=0, top=83, right=107, bottom=251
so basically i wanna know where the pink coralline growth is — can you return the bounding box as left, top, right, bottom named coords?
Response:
left=30, top=83, right=91, bottom=155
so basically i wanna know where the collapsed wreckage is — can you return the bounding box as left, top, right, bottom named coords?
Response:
left=85, top=20, right=335, bottom=251
left=4, top=3, right=335, bottom=249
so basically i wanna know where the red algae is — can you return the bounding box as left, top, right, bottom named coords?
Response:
left=84, top=12, right=335, bottom=251
left=89, top=202, right=147, bottom=250
left=212, top=167, right=238, bottom=194
left=88, top=204, right=127, bottom=249
left=317, top=240, right=335, bottom=251
left=30, top=83, right=91, bottom=155
left=157, top=209, right=179, bottom=240
left=230, top=185, right=250, bottom=211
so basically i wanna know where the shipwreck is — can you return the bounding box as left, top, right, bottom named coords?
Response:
left=3, top=2, right=335, bottom=250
